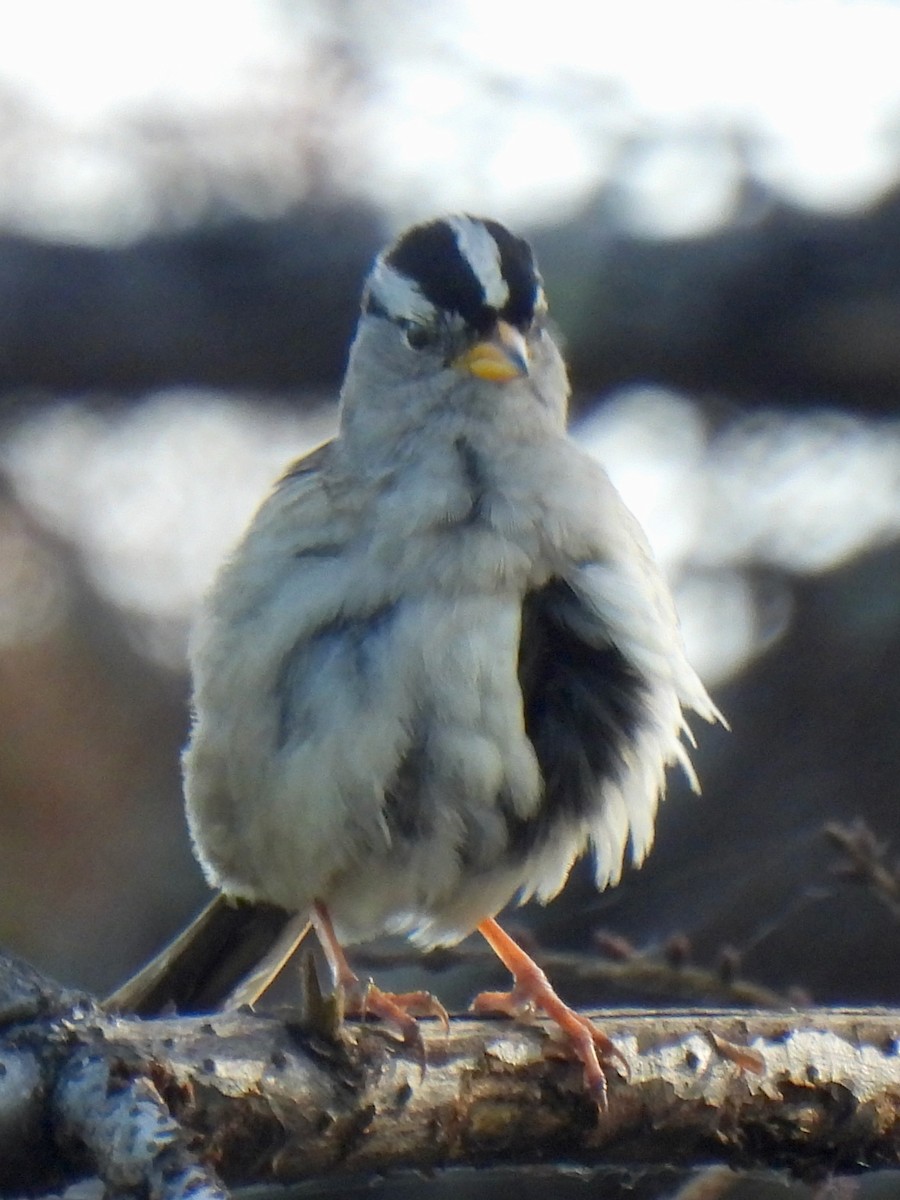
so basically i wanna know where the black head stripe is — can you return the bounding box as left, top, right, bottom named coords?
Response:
left=386, top=219, right=492, bottom=332
left=481, top=218, right=542, bottom=328
left=383, top=216, right=541, bottom=333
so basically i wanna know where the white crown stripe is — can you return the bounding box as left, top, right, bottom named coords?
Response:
left=368, top=257, right=437, bottom=324
left=448, top=216, right=509, bottom=310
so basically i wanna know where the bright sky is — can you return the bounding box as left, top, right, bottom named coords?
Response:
left=1, top=0, right=899, bottom=239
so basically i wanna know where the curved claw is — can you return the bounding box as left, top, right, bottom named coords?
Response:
left=471, top=985, right=627, bottom=1105
left=588, top=1021, right=631, bottom=1084
left=344, top=981, right=447, bottom=1077
left=357, top=982, right=450, bottom=1041
left=311, top=903, right=448, bottom=1074
left=474, top=917, right=630, bottom=1110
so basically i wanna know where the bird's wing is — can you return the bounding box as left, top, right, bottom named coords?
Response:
left=517, top=510, right=724, bottom=896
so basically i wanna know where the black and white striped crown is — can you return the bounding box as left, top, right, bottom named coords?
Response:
left=364, top=215, right=545, bottom=334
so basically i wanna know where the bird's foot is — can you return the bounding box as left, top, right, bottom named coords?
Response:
left=342, top=980, right=449, bottom=1047
left=473, top=917, right=628, bottom=1109
left=311, top=902, right=447, bottom=1064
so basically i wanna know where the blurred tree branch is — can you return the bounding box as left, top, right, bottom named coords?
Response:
left=0, top=202, right=383, bottom=401
left=352, top=934, right=790, bottom=1009
left=4, top=189, right=900, bottom=411
left=826, top=820, right=900, bottom=922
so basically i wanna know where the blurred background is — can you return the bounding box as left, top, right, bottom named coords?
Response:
left=0, top=0, right=898, bottom=1014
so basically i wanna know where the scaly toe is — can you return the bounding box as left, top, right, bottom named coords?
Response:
left=341, top=979, right=447, bottom=1059
left=469, top=988, right=536, bottom=1021
left=384, top=989, right=450, bottom=1034
left=471, top=988, right=626, bottom=1108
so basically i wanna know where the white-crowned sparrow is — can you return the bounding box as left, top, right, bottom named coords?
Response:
left=107, top=215, right=723, bottom=1103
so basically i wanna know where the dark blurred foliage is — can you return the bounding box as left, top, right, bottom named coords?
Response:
left=0, top=203, right=379, bottom=399
left=2, top=185, right=900, bottom=410
left=554, top=185, right=900, bottom=416
left=0, top=185, right=898, bottom=1019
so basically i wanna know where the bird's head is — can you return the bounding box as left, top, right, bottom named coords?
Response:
left=340, top=215, right=569, bottom=445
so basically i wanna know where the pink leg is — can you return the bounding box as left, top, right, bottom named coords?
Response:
left=311, top=902, right=448, bottom=1048
left=472, top=916, right=628, bottom=1108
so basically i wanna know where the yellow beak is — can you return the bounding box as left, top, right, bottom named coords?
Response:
left=453, top=320, right=529, bottom=382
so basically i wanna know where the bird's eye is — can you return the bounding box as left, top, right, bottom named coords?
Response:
left=403, top=323, right=438, bottom=351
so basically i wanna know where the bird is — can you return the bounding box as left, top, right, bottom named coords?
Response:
left=106, top=214, right=724, bottom=1104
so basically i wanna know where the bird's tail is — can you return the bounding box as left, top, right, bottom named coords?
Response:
left=103, top=894, right=310, bottom=1017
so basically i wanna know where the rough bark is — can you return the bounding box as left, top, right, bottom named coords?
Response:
left=3, top=950, right=900, bottom=1195
left=119, top=1007, right=900, bottom=1183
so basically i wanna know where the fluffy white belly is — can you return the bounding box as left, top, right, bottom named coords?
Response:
left=184, top=592, right=557, bottom=943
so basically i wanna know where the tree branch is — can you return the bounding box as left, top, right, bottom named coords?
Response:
left=826, top=820, right=900, bottom=923
left=3, top=951, right=900, bottom=1194
left=127, top=1007, right=900, bottom=1182
left=350, top=939, right=789, bottom=1009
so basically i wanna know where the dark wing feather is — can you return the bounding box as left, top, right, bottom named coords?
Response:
left=505, top=578, right=649, bottom=859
